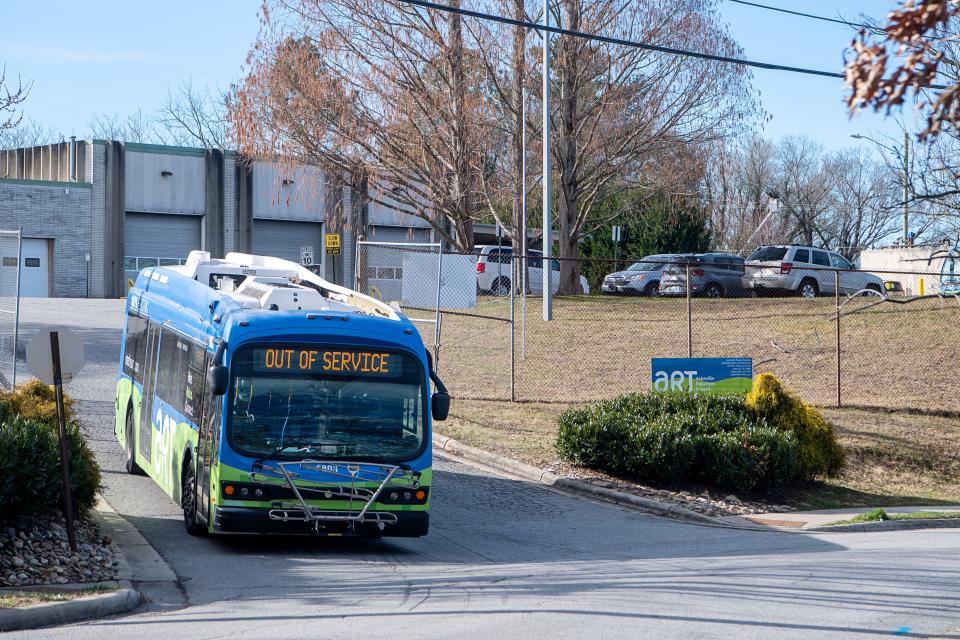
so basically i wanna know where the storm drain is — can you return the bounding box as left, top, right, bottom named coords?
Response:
left=745, top=517, right=807, bottom=528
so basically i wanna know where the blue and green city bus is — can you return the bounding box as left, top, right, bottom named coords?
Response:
left=115, top=251, right=448, bottom=537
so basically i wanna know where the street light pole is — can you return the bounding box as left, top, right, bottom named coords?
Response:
left=541, top=0, right=552, bottom=321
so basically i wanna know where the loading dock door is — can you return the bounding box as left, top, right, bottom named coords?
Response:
left=124, top=212, right=202, bottom=285
left=252, top=219, right=323, bottom=265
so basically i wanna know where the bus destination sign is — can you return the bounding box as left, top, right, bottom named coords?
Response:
left=253, top=347, right=398, bottom=377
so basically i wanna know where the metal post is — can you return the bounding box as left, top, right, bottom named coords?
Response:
left=434, top=242, right=443, bottom=371
left=835, top=269, right=841, bottom=407
left=903, top=130, right=910, bottom=245
left=542, top=0, right=553, bottom=321
left=12, top=228, right=22, bottom=386
left=50, top=331, right=77, bottom=552
left=496, top=223, right=503, bottom=286
left=686, top=262, right=693, bottom=358
left=510, top=260, right=516, bottom=401
left=521, top=91, right=528, bottom=359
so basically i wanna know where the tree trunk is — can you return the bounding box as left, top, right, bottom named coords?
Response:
left=448, top=0, right=473, bottom=254
left=556, top=0, right=583, bottom=294
left=512, top=0, right=527, bottom=292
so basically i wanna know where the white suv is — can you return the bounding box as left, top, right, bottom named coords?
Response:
left=744, top=245, right=884, bottom=298
left=475, top=246, right=590, bottom=295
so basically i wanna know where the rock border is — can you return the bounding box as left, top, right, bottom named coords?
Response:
left=0, top=580, right=140, bottom=632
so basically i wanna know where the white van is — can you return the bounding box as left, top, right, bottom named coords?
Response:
left=475, top=246, right=590, bottom=295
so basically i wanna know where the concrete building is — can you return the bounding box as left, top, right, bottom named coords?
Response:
left=860, top=242, right=960, bottom=296
left=0, top=139, right=448, bottom=298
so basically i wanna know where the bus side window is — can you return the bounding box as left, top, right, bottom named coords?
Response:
left=123, top=313, right=147, bottom=380
left=183, top=342, right=207, bottom=424
left=157, top=328, right=186, bottom=416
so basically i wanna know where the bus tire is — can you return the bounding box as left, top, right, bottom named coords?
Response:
left=124, top=408, right=142, bottom=475
left=181, top=455, right=206, bottom=536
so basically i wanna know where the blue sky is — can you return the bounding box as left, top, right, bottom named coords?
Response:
left=2, top=0, right=917, bottom=155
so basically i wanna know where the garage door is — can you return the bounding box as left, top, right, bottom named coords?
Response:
left=19, top=238, right=50, bottom=298
left=124, top=212, right=202, bottom=285
left=252, top=219, right=323, bottom=265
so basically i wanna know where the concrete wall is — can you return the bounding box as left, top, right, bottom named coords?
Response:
left=124, top=148, right=205, bottom=214
left=0, top=141, right=89, bottom=183
left=860, top=246, right=954, bottom=295
left=252, top=161, right=324, bottom=221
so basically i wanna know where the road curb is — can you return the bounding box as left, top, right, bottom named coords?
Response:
left=433, top=434, right=717, bottom=525
left=0, top=582, right=140, bottom=632
left=810, top=518, right=960, bottom=533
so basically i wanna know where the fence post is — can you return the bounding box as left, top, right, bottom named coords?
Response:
left=686, top=262, right=693, bottom=358
left=835, top=269, right=841, bottom=408
left=510, top=255, right=516, bottom=402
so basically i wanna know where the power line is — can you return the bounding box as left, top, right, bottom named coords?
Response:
left=395, top=0, right=948, bottom=89
left=727, top=0, right=877, bottom=32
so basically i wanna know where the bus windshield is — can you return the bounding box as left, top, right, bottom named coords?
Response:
left=228, top=346, right=426, bottom=462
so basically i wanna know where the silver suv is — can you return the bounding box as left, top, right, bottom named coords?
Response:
left=601, top=254, right=678, bottom=296
left=744, top=245, right=884, bottom=298
left=659, top=253, right=747, bottom=297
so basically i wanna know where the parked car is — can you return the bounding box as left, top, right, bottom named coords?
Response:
left=744, top=245, right=885, bottom=298
left=475, top=245, right=590, bottom=295
left=659, top=253, right=747, bottom=298
left=601, top=254, right=679, bottom=296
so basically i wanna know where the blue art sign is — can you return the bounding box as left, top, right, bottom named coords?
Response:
left=651, top=358, right=753, bottom=394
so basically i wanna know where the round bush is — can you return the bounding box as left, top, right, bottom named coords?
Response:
left=557, top=392, right=802, bottom=491
left=0, top=383, right=101, bottom=521
left=745, top=373, right=845, bottom=478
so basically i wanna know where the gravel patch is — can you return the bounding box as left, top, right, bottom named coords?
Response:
left=0, top=514, right=119, bottom=588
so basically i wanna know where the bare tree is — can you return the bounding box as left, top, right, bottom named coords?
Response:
left=229, top=0, right=500, bottom=251
left=159, top=80, right=229, bottom=148
left=825, top=147, right=900, bottom=257
left=541, top=0, right=759, bottom=292
left=0, top=119, right=63, bottom=150
left=1, top=65, right=30, bottom=131
left=706, top=136, right=905, bottom=256
left=89, top=109, right=165, bottom=143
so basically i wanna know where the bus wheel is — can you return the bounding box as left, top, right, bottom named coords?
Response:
left=124, top=408, right=142, bottom=475
left=181, top=457, right=206, bottom=536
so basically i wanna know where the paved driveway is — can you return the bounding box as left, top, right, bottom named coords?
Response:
left=10, top=299, right=960, bottom=639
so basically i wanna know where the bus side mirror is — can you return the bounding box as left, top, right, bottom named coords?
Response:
left=431, top=392, right=450, bottom=421
left=207, top=365, right=228, bottom=396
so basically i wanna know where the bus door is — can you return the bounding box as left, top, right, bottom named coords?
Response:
left=139, top=322, right=161, bottom=461
left=195, top=370, right=220, bottom=522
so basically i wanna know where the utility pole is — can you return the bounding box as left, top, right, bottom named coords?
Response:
left=542, top=0, right=552, bottom=321
left=903, top=130, right=910, bottom=245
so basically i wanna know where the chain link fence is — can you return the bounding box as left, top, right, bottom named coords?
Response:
left=0, top=228, right=22, bottom=389
left=389, top=247, right=959, bottom=413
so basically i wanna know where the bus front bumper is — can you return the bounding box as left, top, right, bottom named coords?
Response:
left=213, top=506, right=429, bottom=537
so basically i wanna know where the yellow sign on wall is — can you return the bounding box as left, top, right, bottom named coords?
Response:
left=325, top=233, right=341, bottom=255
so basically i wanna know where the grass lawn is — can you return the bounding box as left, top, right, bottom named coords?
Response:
left=825, top=508, right=960, bottom=526
left=0, top=584, right=118, bottom=609
left=441, top=399, right=960, bottom=510
left=412, top=294, right=960, bottom=412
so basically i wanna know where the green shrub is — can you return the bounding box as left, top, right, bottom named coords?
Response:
left=0, top=382, right=101, bottom=521
left=556, top=392, right=801, bottom=491
left=746, top=373, right=845, bottom=478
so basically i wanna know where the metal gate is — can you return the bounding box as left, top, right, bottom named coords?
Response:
left=355, top=240, right=444, bottom=367
left=0, top=228, right=22, bottom=389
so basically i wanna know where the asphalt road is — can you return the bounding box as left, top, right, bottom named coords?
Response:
left=9, top=299, right=960, bottom=639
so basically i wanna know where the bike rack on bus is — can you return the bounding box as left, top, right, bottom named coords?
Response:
left=248, top=460, right=421, bottom=532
